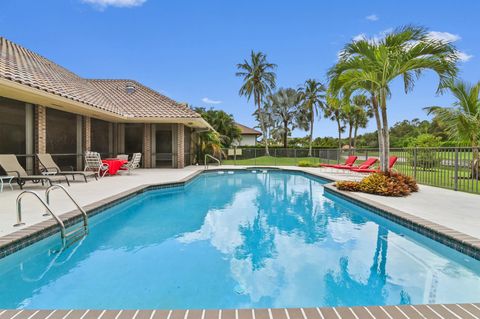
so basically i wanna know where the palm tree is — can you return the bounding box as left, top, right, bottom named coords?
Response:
left=236, top=51, right=277, bottom=155
left=349, top=94, right=372, bottom=149
left=329, top=26, right=458, bottom=172
left=269, top=88, right=302, bottom=148
left=425, top=79, right=480, bottom=178
left=324, top=91, right=346, bottom=150
left=298, top=79, right=326, bottom=156
left=194, top=107, right=241, bottom=147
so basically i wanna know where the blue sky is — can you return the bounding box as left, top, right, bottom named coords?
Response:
left=1, top=0, right=479, bottom=137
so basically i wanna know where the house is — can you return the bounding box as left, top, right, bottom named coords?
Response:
left=234, top=123, right=262, bottom=146
left=0, top=37, right=212, bottom=171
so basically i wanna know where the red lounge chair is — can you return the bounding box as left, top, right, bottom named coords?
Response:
left=332, top=157, right=378, bottom=171
left=319, top=155, right=357, bottom=168
left=351, top=156, right=398, bottom=173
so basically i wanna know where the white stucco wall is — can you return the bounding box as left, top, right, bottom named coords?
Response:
left=237, top=135, right=257, bottom=146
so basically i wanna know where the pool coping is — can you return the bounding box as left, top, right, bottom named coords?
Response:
left=1, top=303, right=480, bottom=319
left=0, top=167, right=479, bottom=262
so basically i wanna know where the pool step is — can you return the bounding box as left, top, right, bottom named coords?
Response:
left=64, top=226, right=88, bottom=247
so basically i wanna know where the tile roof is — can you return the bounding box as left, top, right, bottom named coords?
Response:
left=0, top=37, right=200, bottom=119
left=88, top=79, right=199, bottom=118
left=235, top=122, right=262, bottom=135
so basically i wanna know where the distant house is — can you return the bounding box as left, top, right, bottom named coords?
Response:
left=234, top=123, right=262, bottom=146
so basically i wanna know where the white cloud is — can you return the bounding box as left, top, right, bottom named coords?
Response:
left=456, top=51, right=473, bottom=62
left=427, top=31, right=461, bottom=43
left=202, top=97, right=222, bottom=104
left=353, top=33, right=365, bottom=42
left=365, top=14, right=379, bottom=21
left=81, top=0, right=146, bottom=9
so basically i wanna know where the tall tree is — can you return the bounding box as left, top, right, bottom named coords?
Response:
left=298, top=79, right=326, bottom=156
left=425, top=79, right=480, bottom=178
left=236, top=51, right=277, bottom=155
left=329, top=26, right=458, bottom=172
left=350, top=94, right=372, bottom=149
left=269, top=88, right=302, bottom=148
left=324, top=91, right=346, bottom=150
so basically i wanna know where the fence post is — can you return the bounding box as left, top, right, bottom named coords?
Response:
left=275, top=148, right=277, bottom=166
left=366, top=150, right=368, bottom=160
left=337, top=148, right=340, bottom=164
left=294, top=148, right=297, bottom=165
left=413, top=148, right=417, bottom=179
left=454, top=147, right=459, bottom=191
left=254, top=148, right=257, bottom=166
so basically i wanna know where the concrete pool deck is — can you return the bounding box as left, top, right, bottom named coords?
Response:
left=0, top=165, right=479, bottom=242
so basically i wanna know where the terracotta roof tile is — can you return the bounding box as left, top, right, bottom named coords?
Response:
left=0, top=37, right=200, bottom=119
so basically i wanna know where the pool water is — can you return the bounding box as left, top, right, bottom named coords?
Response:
left=0, top=170, right=479, bottom=309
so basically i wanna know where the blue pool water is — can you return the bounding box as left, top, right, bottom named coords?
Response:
left=0, top=170, right=479, bottom=309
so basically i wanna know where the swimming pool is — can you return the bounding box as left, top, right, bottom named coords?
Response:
left=0, top=170, right=479, bottom=309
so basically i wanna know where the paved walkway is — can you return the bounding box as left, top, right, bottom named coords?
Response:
left=0, top=165, right=479, bottom=241
left=1, top=304, right=480, bottom=319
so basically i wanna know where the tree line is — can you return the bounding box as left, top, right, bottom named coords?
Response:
left=235, top=25, right=480, bottom=173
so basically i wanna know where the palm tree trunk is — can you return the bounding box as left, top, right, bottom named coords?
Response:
left=283, top=120, right=288, bottom=148
left=337, top=119, right=342, bottom=150
left=256, top=92, right=269, bottom=156
left=353, top=124, right=359, bottom=150
left=371, top=94, right=384, bottom=170
left=348, top=122, right=353, bottom=154
left=308, top=108, right=314, bottom=157
left=380, top=92, right=390, bottom=173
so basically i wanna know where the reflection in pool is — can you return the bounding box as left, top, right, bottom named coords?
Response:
left=0, top=170, right=479, bottom=309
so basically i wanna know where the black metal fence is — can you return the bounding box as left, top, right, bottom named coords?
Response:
left=220, top=147, right=480, bottom=194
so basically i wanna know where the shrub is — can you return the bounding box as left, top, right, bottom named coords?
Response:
left=335, top=171, right=418, bottom=197
left=298, top=160, right=314, bottom=167
left=335, top=181, right=361, bottom=191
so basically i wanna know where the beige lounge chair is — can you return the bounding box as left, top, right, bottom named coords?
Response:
left=0, top=154, right=70, bottom=189
left=37, top=153, right=97, bottom=183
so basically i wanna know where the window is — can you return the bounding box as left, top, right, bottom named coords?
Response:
left=91, top=118, right=111, bottom=156
left=0, top=97, right=26, bottom=155
left=0, top=97, right=27, bottom=172
left=124, top=123, right=143, bottom=154
left=46, top=108, right=77, bottom=169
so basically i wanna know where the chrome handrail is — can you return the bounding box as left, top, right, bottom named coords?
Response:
left=45, top=184, right=88, bottom=232
left=15, top=191, right=66, bottom=240
left=204, top=154, right=221, bottom=169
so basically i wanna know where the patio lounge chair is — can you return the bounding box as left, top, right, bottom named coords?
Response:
left=0, top=154, right=70, bottom=189
left=351, top=156, right=398, bottom=173
left=120, top=153, right=142, bottom=174
left=37, top=153, right=97, bottom=183
left=331, top=157, right=378, bottom=171
left=319, top=155, right=357, bottom=168
left=84, top=152, right=109, bottom=177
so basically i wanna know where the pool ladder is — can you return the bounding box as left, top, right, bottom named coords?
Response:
left=204, top=154, right=221, bottom=169
left=15, top=184, right=89, bottom=247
